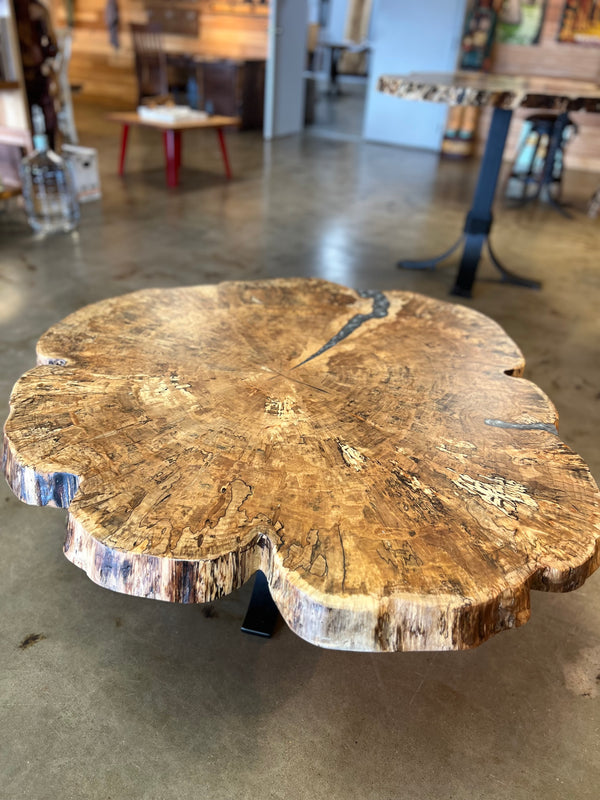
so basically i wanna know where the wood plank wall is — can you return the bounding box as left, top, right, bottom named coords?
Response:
left=48, top=1, right=269, bottom=106
left=478, top=0, right=600, bottom=171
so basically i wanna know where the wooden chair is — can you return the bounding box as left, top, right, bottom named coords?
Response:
left=200, top=60, right=240, bottom=118
left=130, top=23, right=169, bottom=105
left=199, top=60, right=265, bottom=130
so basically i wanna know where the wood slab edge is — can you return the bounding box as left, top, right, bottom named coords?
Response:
left=4, top=426, right=600, bottom=652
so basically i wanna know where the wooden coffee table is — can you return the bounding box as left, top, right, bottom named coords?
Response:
left=108, top=111, right=240, bottom=188
left=3, top=279, right=600, bottom=651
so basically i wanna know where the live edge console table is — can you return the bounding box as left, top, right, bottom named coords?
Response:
left=3, top=279, right=600, bottom=652
left=377, top=72, right=600, bottom=297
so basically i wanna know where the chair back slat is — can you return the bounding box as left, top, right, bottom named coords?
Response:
left=130, top=23, right=169, bottom=103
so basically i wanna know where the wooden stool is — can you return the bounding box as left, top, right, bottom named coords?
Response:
left=506, top=112, right=577, bottom=212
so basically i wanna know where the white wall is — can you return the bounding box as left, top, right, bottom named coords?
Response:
left=326, top=0, right=349, bottom=41
left=264, top=0, right=308, bottom=139
left=363, top=0, right=468, bottom=151
left=307, top=0, right=320, bottom=24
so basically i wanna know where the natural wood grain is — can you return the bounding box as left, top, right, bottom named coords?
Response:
left=47, top=0, right=269, bottom=105
left=377, top=72, right=600, bottom=112
left=3, top=279, right=600, bottom=652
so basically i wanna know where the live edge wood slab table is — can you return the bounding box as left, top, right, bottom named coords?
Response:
left=378, top=72, right=600, bottom=297
left=3, top=279, right=600, bottom=652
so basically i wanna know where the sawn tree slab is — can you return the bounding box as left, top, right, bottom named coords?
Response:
left=4, top=279, right=600, bottom=651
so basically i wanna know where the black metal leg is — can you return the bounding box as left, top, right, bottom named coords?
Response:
left=329, top=47, right=342, bottom=95
left=241, top=571, right=280, bottom=638
left=545, top=194, right=573, bottom=219
left=538, top=112, right=568, bottom=199
left=487, top=239, right=541, bottom=289
left=508, top=187, right=574, bottom=218
left=398, top=106, right=541, bottom=297
left=398, top=235, right=464, bottom=271
left=451, top=233, right=486, bottom=296
left=452, top=107, right=512, bottom=296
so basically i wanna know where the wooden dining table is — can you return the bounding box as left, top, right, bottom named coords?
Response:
left=4, top=278, right=600, bottom=652
left=378, top=72, right=600, bottom=297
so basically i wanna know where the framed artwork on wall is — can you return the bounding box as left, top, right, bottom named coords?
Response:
left=496, top=0, right=548, bottom=45
left=558, top=0, right=600, bottom=45
left=459, top=1, right=498, bottom=71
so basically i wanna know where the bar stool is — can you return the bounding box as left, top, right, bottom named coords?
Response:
left=506, top=112, right=577, bottom=215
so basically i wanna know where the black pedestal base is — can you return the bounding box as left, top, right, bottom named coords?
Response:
left=398, top=234, right=541, bottom=298
left=396, top=106, right=542, bottom=298
left=241, top=571, right=280, bottom=638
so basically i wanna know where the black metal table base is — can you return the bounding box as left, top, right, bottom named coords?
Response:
left=241, top=571, right=280, bottom=638
left=398, top=232, right=542, bottom=297
left=397, top=106, right=542, bottom=298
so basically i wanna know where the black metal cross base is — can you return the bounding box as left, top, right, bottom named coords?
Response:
left=397, top=106, right=542, bottom=298
left=399, top=213, right=542, bottom=298
left=240, top=571, right=280, bottom=638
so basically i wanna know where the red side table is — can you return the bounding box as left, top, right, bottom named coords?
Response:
left=108, top=111, right=240, bottom=188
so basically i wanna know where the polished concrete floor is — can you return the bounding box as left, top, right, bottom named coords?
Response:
left=1, top=100, right=600, bottom=800
left=309, top=77, right=367, bottom=141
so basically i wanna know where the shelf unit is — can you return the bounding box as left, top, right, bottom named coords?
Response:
left=0, top=0, right=32, bottom=187
left=47, top=0, right=270, bottom=104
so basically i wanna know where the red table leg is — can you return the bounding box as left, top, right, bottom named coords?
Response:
left=216, top=127, right=232, bottom=180
left=163, top=129, right=179, bottom=188
left=118, top=124, right=129, bottom=177
left=174, top=130, right=182, bottom=171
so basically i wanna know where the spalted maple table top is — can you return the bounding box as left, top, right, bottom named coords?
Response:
left=377, top=71, right=600, bottom=112
left=3, top=279, right=600, bottom=651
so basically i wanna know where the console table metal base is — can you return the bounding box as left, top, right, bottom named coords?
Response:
left=397, top=106, right=542, bottom=298
left=398, top=231, right=542, bottom=298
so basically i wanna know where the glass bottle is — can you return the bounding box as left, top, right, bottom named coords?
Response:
left=20, top=105, right=80, bottom=235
